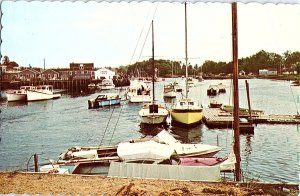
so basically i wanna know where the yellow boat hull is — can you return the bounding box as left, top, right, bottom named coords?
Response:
left=171, top=109, right=203, bottom=126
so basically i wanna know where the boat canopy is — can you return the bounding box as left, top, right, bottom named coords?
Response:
left=157, top=130, right=222, bottom=156
left=117, top=140, right=175, bottom=161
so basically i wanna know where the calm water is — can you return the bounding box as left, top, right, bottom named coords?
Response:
left=0, top=78, right=299, bottom=183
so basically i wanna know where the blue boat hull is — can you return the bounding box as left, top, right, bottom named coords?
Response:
left=96, top=98, right=121, bottom=107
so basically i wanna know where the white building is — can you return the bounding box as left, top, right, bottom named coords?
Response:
left=258, top=69, right=268, bottom=76
left=94, top=68, right=115, bottom=79
left=258, top=69, right=277, bottom=76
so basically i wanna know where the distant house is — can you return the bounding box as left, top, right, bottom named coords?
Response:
left=19, top=69, right=40, bottom=81
left=41, top=69, right=60, bottom=80
left=259, top=69, right=278, bottom=76
left=1, top=69, right=20, bottom=81
left=94, top=68, right=115, bottom=80
left=267, top=68, right=278, bottom=76
left=56, top=68, right=71, bottom=80
left=258, top=69, right=268, bottom=76
left=69, top=63, right=94, bottom=79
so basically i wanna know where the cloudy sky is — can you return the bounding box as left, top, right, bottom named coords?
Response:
left=2, top=1, right=300, bottom=68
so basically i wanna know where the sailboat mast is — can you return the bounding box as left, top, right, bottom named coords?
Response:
left=152, top=20, right=155, bottom=102
left=184, top=2, right=188, bottom=99
left=232, top=2, right=241, bottom=182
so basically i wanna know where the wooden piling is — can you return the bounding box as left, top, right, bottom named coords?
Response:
left=34, top=153, right=39, bottom=172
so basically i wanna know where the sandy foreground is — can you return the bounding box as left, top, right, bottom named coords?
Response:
left=0, top=172, right=299, bottom=195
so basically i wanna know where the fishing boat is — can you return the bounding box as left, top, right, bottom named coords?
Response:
left=126, top=80, right=151, bottom=103
left=26, top=85, right=61, bottom=101
left=6, top=86, right=35, bottom=102
left=97, top=79, right=115, bottom=90
left=88, top=93, right=121, bottom=109
left=138, top=20, right=169, bottom=125
left=170, top=4, right=203, bottom=127
left=163, top=83, right=177, bottom=98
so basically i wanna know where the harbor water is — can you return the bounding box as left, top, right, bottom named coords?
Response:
left=0, top=78, right=299, bottom=183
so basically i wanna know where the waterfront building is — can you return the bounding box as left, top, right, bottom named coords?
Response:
left=41, top=69, right=60, bottom=80
left=69, top=63, right=94, bottom=79
left=94, top=68, right=115, bottom=80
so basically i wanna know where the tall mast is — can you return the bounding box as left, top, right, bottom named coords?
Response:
left=184, top=2, right=188, bottom=99
left=152, top=20, right=155, bottom=102
left=232, top=2, right=241, bottom=182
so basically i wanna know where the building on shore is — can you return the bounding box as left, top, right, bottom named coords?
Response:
left=94, top=68, right=115, bottom=80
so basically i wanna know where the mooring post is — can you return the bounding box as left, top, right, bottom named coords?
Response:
left=245, top=80, right=253, bottom=124
left=34, top=153, right=39, bottom=172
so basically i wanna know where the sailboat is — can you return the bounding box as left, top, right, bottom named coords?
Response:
left=170, top=3, right=203, bottom=127
left=139, top=20, right=169, bottom=124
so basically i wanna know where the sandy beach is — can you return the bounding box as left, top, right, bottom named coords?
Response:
left=0, top=172, right=298, bottom=195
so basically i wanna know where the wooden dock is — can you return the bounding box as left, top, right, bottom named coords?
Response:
left=203, top=108, right=300, bottom=128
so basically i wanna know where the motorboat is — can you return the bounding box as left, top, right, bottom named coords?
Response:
left=26, top=85, right=61, bottom=101
left=207, top=85, right=219, bottom=96
left=88, top=93, right=121, bottom=109
left=6, top=86, right=35, bottom=102
left=163, top=83, right=177, bottom=98
left=126, top=80, right=151, bottom=103
left=97, top=79, right=115, bottom=90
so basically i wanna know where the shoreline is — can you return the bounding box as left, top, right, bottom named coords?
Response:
left=0, top=172, right=298, bottom=195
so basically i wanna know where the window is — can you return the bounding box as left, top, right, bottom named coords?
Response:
left=80, top=64, right=84, bottom=70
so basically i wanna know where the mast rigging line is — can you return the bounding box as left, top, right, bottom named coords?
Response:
left=99, top=107, right=115, bottom=146
left=109, top=104, right=124, bottom=145
left=130, top=3, right=159, bottom=65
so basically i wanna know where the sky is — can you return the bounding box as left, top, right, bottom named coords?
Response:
left=1, top=1, right=300, bottom=68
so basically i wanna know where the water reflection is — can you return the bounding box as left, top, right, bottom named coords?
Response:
left=139, top=123, right=168, bottom=136
left=243, top=134, right=253, bottom=167
left=170, top=124, right=203, bottom=143
left=7, top=101, right=28, bottom=107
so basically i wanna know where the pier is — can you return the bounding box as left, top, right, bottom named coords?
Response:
left=203, top=107, right=300, bottom=128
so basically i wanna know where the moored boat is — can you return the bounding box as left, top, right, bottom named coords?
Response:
left=126, top=80, right=151, bottom=103
left=97, top=79, right=115, bottom=90
left=209, top=100, right=223, bottom=108
left=6, top=86, right=35, bottom=102
left=207, top=85, right=219, bottom=96
left=163, top=83, right=177, bottom=98
left=138, top=103, right=169, bottom=124
left=88, top=93, right=121, bottom=109
left=171, top=99, right=203, bottom=127
left=26, top=85, right=61, bottom=101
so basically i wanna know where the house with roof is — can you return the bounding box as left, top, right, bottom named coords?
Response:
left=41, top=69, right=60, bottom=80
left=19, top=68, right=41, bottom=81
left=69, top=63, right=94, bottom=79
left=94, top=68, right=115, bottom=80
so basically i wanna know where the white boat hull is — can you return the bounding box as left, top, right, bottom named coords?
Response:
left=6, top=92, right=27, bottom=102
left=27, top=90, right=54, bottom=101
left=139, top=106, right=169, bottom=124
left=128, top=95, right=152, bottom=103
left=100, top=85, right=115, bottom=90
left=163, top=91, right=177, bottom=98
left=140, top=115, right=168, bottom=124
